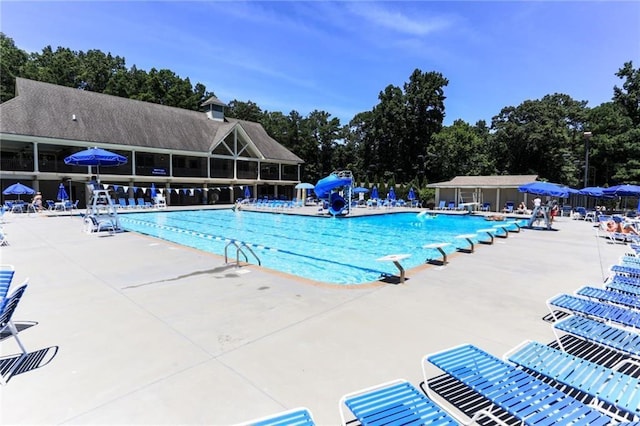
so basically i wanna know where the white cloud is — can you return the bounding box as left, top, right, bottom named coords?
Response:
left=347, top=3, right=453, bottom=36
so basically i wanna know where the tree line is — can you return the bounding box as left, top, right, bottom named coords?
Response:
left=1, top=33, right=638, bottom=200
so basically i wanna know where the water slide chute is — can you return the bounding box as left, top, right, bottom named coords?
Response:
left=314, top=172, right=353, bottom=216
left=328, top=192, right=346, bottom=216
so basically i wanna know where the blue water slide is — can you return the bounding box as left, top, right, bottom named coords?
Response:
left=328, top=192, right=346, bottom=216
left=314, top=174, right=352, bottom=199
left=315, top=174, right=353, bottom=216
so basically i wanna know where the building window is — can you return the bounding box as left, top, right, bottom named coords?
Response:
left=237, top=160, right=258, bottom=179
left=173, top=155, right=207, bottom=177
left=282, top=164, right=297, bottom=181
left=211, top=158, right=233, bottom=178
left=260, top=163, right=279, bottom=180
left=136, top=152, right=170, bottom=176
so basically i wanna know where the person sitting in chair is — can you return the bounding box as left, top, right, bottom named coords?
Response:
left=31, top=192, right=43, bottom=212
left=516, top=202, right=527, bottom=214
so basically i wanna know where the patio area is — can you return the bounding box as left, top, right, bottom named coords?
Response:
left=0, top=208, right=629, bottom=424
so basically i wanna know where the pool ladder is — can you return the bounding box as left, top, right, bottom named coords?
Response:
left=224, top=241, right=261, bottom=267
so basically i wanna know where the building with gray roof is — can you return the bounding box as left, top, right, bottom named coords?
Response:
left=0, top=78, right=304, bottom=207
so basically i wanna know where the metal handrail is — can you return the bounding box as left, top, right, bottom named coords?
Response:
left=224, top=241, right=261, bottom=266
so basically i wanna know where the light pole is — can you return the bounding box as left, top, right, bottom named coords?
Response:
left=583, top=131, right=592, bottom=188
left=583, top=131, right=592, bottom=207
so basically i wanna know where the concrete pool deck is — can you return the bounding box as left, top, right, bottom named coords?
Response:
left=0, top=206, right=630, bottom=424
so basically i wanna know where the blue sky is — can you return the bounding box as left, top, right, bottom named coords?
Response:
left=2, top=1, right=639, bottom=126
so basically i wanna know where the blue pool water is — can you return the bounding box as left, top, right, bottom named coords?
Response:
left=119, top=210, right=520, bottom=285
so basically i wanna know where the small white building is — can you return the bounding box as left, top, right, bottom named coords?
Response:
left=427, top=174, right=539, bottom=212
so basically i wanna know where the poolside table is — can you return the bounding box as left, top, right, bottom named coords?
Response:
left=376, top=254, right=411, bottom=283
left=423, top=242, right=451, bottom=265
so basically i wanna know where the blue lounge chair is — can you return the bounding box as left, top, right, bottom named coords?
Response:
left=437, top=200, right=446, bottom=210
left=506, top=340, right=640, bottom=420
left=607, top=279, right=640, bottom=296
left=0, top=284, right=29, bottom=385
left=553, top=315, right=640, bottom=359
left=423, top=344, right=612, bottom=425
left=480, top=202, right=490, bottom=212
left=576, top=285, right=640, bottom=311
left=547, top=293, right=640, bottom=330
left=127, top=198, right=137, bottom=209
left=0, top=264, right=15, bottom=300
left=118, top=198, right=127, bottom=209
left=339, top=379, right=458, bottom=425
left=612, top=264, right=640, bottom=278
left=447, top=201, right=455, bottom=210
left=235, top=407, right=315, bottom=426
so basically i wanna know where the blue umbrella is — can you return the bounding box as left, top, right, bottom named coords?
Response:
left=150, top=183, right=157, bottom=199
left=408, top=187, right=416, bottom=200
left=518, top=181, right=569, bottom=198
left=57, top=183, right=69, bottom=201
left=244, top=186, right=251, bottom=199
left=371, top=186, right=379, bottom=199
left=64, top=147, right=128, bottom=184
left=602, top=184, right=640, bottom=197
left=352, top=187, right=369, bottom=194
left=388, top=186, right=396, bottom=200
left=3, top=182, right=35, bottom=200
left=579, top=186, right=614, bottom=198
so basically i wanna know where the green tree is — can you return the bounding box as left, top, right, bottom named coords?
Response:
left=226, top=100, right=263, bottom=122
left=491, top=93, right=588, bottom=185
left=430, top=119, right=494, bottom=180
left=22, top=45, right=82, bottom=88
left=302, top=110, right=341, bottom=179
left=402, top=69, right=448, bottom=182
left=613, top=61, right=640, bottom=126
left=77, top=49, right=126, bottom=92
left=0, top=33, right=28, bottom=102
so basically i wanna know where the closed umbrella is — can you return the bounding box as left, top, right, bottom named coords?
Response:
left=57, top=183, right=69, bottom=201
left=408, top=188, right=416, bottom=200
left=371, top=186, right=379, bottom=200
left=244, top=186, right=251, bottom=199
left=388, top=187, right=396, bottom=200
left=150, top=183, right=157, bottom=199
left=64, top=147, right=128, bottom=184
left=3, top=182, right=35, bottom=200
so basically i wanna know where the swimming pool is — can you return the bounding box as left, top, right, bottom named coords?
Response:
left=119, top=210, right=520, bottom=285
